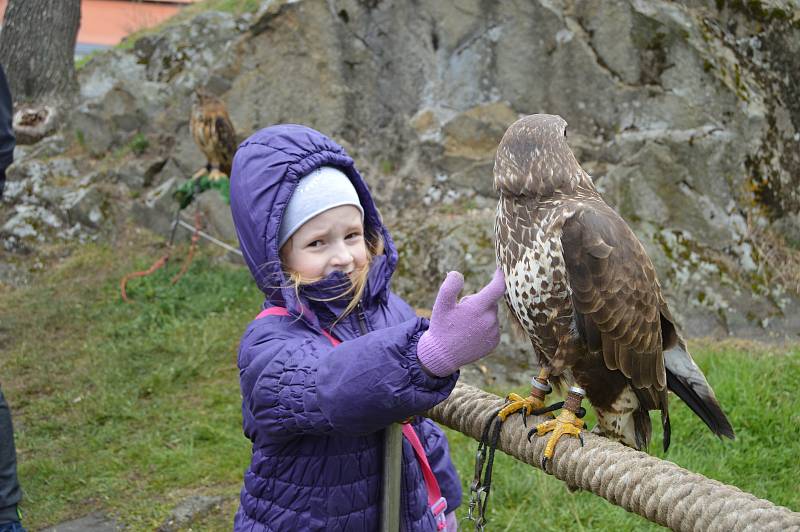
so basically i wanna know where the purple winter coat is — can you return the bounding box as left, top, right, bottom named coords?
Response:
left=229, top=124, right=462, bottom=531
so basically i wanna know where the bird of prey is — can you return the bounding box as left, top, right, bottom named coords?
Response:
left=493, top=114, right=734, bottom=465
left=190, top=87, right=237, bottom=181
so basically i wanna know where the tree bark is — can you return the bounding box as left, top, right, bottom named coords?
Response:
left=0, top=0, right=81, bottom=105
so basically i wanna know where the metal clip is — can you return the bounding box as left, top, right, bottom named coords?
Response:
left=474, top=486, right=489, bottom=531
left=473, top=448, right=486, bottom=481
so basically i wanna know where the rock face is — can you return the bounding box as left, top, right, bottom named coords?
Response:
left=2, top=1, right=799, bottom=361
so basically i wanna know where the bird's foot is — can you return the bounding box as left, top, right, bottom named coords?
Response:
left=530, top=386, right=586, bottom=470
left=191, top=168, right=208, bottom=180
left=497, top=393, right=549, bottom=427
left=529, top=409, right=585, bottom=470
left=207, top=168, right=228, bottom=181
left=497, top=393, right=539, bottom=420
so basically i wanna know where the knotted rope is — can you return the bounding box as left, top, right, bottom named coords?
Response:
left=425, top=382, right=800, bottom=531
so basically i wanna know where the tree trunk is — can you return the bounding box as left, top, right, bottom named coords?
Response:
left=0, top=0, right=81, bottom=105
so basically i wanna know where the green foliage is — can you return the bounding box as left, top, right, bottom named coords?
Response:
left=1, top=243, right=798, bottom=530
left=192, top=0, right=262, bottom=14
left=129, top=133, right=150, bottom=155
left=108, top=133, right=152, bottom=162
left=380, top=159, right=395, bottom=175
left=173, top=175, right=230, bottom=209
left=75, top=50, right=101, bottom=71
left=717, top=0, right=797, bottom=24
left=74, top=129, right=86, bottom=148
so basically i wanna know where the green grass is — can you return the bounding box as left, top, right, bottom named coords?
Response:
left=0, top=239, right=262, bottom=529
left=1, top=239, right=798, bottom=530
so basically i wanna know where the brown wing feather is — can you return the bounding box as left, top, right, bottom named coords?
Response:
left=213, top=112, right=237, bottom=176
left=562, top=202, right=666, bottom=390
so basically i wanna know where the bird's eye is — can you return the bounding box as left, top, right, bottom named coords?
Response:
left=564, top=128, right=567, bottom=138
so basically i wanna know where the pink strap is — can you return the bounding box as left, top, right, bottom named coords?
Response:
left=402, top=424, right=447, bottom=528
left=254, top=306, right=341, bottom=345
left=255, top=306, right=444, bottom=527
left=255, top=307, right=290, bottom=319
left=320, top=329, right=339, bottom=346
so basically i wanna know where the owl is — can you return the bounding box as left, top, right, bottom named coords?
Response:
left=190, top=87, right=237, bottom=181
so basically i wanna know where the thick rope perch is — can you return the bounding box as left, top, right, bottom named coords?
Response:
left=425, top=383, right=800, bottom=531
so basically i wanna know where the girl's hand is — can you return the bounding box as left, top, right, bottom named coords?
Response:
left=417, top=268, right=506, bottom=377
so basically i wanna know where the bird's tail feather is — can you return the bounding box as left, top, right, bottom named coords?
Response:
left=633, top=407, right=652, bottom=451
left=630, top=388, right=670, bottom=451
left=661, top=408, right=671, bottom=452
left=664, top=342, right=735, bottom=440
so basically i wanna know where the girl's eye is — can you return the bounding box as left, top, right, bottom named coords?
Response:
left=307, top=240, right=323, bottom=248
left=346, top=232, right=363, bottom=240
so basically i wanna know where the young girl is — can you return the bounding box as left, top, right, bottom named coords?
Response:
left=229, top=124, right=505, bottom=531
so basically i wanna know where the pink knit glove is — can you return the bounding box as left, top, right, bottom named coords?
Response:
left=417, top=268, right=505, bottom=377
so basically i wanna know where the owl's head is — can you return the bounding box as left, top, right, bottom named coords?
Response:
left=192, top=86, right=217, bottom=106
left=493, top=114, right=584, bottom=198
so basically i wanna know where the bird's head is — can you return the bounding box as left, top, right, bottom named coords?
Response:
left=192, top=87, right=215, bottom=105
left=493, top=114, right=586, bottom=198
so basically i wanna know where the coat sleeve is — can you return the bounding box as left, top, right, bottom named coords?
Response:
left=417, top=418, right=463, bottom=512
left=238, top=315, right=458, bottom=440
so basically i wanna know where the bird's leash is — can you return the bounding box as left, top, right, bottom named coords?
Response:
left=465, top=398, right=577, bottom=530
left=120, top=176, right=212, bottom=302
left=120, top=206, right=204, bottom=302
left=465, top=411, right=503, bottom=531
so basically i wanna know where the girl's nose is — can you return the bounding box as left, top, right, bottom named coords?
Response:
left=329, top=242, right=353, bottom=266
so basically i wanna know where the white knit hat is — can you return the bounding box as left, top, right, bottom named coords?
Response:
left=278, top=166, right=364, bottom=249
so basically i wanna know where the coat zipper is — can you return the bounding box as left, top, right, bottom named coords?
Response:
left=355, top=302, right=369, bottom=336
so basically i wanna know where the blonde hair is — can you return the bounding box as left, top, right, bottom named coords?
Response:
left=281, top=230, right=385, bottom=321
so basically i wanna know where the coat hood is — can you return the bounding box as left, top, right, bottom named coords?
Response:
left=230, top=124, right=398, bottom=318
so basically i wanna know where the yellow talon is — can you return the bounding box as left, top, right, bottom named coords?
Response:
left=497, top=393, right=546, bottom=421
left=208, top=168, right=228, bottom=181
left=536, top=410, right=585, bottom=460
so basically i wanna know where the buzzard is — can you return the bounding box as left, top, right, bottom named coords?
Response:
left=190, top=87, right=237, bottom=181
left=493, top=114, right=734, bottom=465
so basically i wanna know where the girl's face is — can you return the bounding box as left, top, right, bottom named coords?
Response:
left=280, top=205, right=368, bottom=280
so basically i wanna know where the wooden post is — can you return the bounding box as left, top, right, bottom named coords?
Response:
left=380, top=423, right=403, bottom=531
